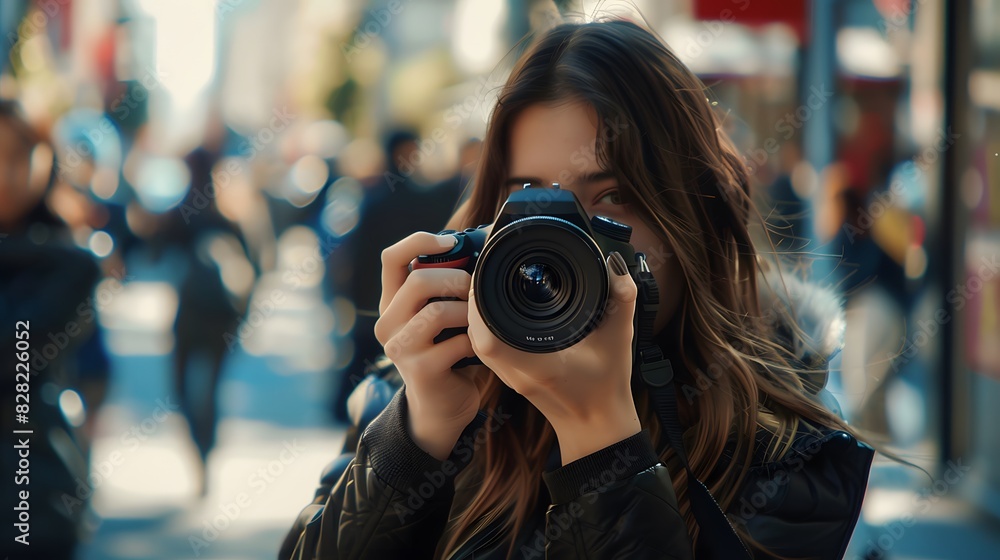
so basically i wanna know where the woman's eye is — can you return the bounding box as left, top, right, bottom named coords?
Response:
left=597, top=190, right=624, bottom=205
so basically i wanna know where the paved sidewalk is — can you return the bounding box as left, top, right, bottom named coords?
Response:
left=846, top=461, right=1000, bottom=559
left=75, top=254, right=346, bottom=560
left=73, top=346, right=345, bottom=560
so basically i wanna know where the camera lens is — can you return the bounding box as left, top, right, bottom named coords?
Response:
left=474, top=216, right=609, bottom=352
left=517, top=262, right=561, bottom=305
left=518, top=263, right=557, bottom=304
left=505, top=252, right=574, bottom=318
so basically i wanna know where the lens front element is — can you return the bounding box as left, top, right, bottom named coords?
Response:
left=474, top=216, right=609, bottom=352
left=517, top=262, right=562, bottom=306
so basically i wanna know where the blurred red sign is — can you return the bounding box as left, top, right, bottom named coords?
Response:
left=694, top=0, right=808, bottom=43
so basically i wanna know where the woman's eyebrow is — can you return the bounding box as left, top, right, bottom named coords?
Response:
left=576, top=170, right=615, bottom=185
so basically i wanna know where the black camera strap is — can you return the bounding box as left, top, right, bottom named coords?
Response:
left=631, top=254, right=751, bottom=560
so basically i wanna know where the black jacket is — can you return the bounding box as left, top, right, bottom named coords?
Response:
left=280, top=275, right=875, bottom=559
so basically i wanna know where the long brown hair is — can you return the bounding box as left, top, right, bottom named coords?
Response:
left=439, top=19, right=856, bottom=558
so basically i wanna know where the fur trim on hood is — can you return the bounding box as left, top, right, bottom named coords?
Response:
left=758, top=267, right=846, bottom=395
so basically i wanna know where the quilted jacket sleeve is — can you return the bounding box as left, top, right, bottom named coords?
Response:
left=537, top=431, right=694, bottom=560
left=730, top=430, right=875, bottom=560
left=534, top=428, right=873, bottom=560
left=281, top=388, right=481, bottom=560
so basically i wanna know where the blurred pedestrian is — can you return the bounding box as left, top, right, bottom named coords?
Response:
left=0, top=99, right=101, bottom=559
left=766, top=142, right=810, bottom=252
left=145, top=133, right=256, bottom=496
left=331, top=129, right=464, bottom=422
left=433, top=137, right=482, bottom=206
left=821, top=154, right=930, bottom=440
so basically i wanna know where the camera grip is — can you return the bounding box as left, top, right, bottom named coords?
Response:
left=426, top=296, right=482, bottom=368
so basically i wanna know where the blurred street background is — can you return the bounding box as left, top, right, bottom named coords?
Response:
left=1, top=0, right=999, bottom=558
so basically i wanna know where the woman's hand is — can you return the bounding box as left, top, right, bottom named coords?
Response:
left=467, top=251, right=642, bottom=464
left=374, top=232, right=481, bottom=461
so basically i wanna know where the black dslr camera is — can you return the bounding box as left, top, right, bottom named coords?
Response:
left=414, top=184, right=636, bottom=357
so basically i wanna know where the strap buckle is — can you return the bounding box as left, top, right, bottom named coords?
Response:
left=639, top=347, right=674, bottom=387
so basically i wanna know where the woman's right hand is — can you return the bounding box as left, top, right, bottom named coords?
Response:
left=374, top=232, right=481, bottom=461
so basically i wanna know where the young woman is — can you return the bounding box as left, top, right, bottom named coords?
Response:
left=283, top=19, right=874, bottom=560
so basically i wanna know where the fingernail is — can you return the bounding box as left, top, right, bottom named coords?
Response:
left=608, top=251, right=628, bottom=276
left=438, top=235, right=458, bottom=248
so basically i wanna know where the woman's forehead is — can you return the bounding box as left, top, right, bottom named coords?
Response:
left=507, top=102, right=603, bottom=179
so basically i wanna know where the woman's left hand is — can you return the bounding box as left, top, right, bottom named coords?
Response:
left=467, top=251, right=642, bottom=464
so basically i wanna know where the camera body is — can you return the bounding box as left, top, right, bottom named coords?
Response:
left=415, top=185, right=635, bottom=357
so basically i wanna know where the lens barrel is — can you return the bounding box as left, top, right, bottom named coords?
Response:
left=474, top=216, right=609, bottom=352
